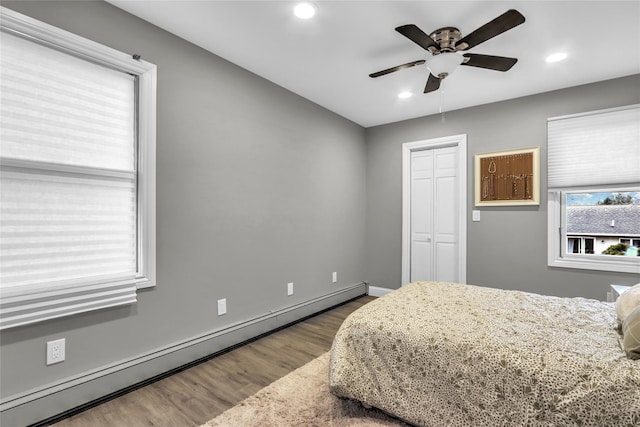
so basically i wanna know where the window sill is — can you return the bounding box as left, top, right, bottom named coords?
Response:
left=136, top=277, right=155, bottom=290
left=548, top=256, right=640, bottom=274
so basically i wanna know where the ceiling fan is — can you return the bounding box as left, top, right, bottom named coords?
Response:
left=370, top=9, right=525, bottom=93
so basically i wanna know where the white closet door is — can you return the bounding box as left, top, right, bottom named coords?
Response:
left=410, top=146, right=458, bottom=282
left=410, top=150, right=434, bottom=281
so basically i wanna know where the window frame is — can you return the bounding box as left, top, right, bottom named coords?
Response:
left=547, top=187, right=640, bottom=274
left=620, top=238, right=640, bottom=248
left=0, top=7, right=156, bottom=329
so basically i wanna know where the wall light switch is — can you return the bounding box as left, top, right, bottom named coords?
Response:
left=472, top=210, right=481, bottom=222
left=287, top=282, right=294, bottom=296
left=217, top=298, right=227, bottom=316
left=332, top=272, right=337, bottom=283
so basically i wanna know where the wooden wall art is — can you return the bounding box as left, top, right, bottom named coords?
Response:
left=474, top=147, right=540, bottom=206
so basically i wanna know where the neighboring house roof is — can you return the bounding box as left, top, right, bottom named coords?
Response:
left=567, top=204, right=640, bottom=236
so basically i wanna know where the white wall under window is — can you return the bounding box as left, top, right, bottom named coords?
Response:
left=0, top=7, right=156, bottom=329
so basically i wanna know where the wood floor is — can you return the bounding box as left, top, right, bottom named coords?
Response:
left=49, top=295, right=375, bottom=427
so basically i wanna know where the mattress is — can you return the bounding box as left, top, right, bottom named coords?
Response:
left=329, top=281, right=640, bottom=426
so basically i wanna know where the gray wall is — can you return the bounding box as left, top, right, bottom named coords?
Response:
left=0, top=1, right=366, bottom=424
left=1, top=1, right=639, bottom=425
left=365, top=74, right=640, bottom=299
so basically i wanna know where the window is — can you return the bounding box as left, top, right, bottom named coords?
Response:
left=0, top=7, right=156, bottom=329
left=565, top=191, right=639, bottom=257
left=567, top=237, right=595, bottom=255
left=584, top=238, right=594, bottom=255
left=567, top=237, right=581, bottom=254
left=547, top=105, right=640, bottom=273
left=620, top=239, right=640, bottom=248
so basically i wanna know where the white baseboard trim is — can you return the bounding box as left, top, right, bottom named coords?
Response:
left=367, top=286, right=394, bottom=297
left=0, top=283, right=366, bottom=426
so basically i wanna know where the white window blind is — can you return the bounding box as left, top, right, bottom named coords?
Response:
left=1, top=33, right=136, bottom=169
left=0, top=9, right=156, bottom=330
left=547, top=105, right=640, bottom=189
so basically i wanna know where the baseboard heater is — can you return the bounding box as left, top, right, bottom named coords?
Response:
left=1, top=282, right=367, bottom=427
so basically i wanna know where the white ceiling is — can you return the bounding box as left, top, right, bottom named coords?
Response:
left=108, top=1, right=640, bottom=127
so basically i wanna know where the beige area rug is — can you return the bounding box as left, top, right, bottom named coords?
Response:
left=202, top=352, right=410, bottom=427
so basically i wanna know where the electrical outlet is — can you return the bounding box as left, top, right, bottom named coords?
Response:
left=332, top=272, right=337, bottom=283
left=46, top=338, right=66, bottom=365
left=217, top=298, right=227, bottom=316
left=287, top=282, right=294, bottom=296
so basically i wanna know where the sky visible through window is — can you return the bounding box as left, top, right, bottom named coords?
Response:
left=567, top=191, right=640, bottom=206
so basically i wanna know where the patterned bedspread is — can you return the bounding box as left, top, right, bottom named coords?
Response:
left=329, top=282, right=640, bottom=427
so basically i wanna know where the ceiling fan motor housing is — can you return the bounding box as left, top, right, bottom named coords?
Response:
left=428, top=27, right=462, bottom=53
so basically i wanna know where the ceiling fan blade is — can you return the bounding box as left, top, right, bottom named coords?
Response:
left=455, top=9, right=525, bottom=51
left=462, top=53, right=518, bottom=71
left=395, top=24, right=440, bottom=51
left=369, top=60, right=426, bottom=78
left=424, top=73, right=441, bottom=93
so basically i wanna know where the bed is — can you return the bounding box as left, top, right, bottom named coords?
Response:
left=329, top=281, right=640, bottom=427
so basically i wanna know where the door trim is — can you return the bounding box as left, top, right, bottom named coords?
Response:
left=401, top=134, right=467, bottom=286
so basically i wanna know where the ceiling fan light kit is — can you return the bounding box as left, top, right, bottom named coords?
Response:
left=370, top=9, right=525, bottom=94
left=426, top=53, right=464, bottom=79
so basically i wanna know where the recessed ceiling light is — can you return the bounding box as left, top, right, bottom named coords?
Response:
left=546, top=52, right=567, bottom=63
left=294, top=2, right=317, bottom=19
left=398, top=91, right=412, bottom=99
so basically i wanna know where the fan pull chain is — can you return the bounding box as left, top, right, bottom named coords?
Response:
left=439, top=88, right=446, bottom=123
